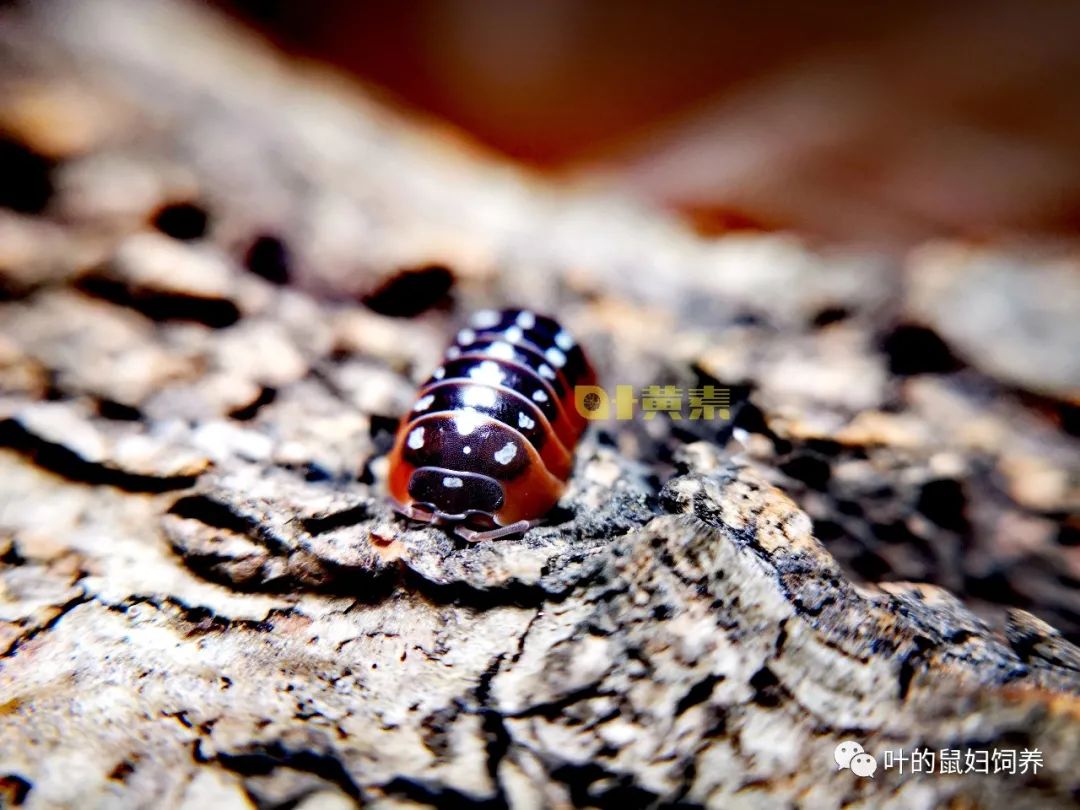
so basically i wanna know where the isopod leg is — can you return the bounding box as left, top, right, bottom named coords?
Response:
left=454, top=520, right=534, bottom=543
left=395, top=503, right=436, bottom=524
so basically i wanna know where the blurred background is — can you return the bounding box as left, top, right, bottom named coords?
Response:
left=219, top=0, right=1080, bottom=245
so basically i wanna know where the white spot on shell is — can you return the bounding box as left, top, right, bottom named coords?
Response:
left=463, top=445, right=471, bottom=455
left=532, top=389, right=549, bottom=403
left=555, top=330, right=574, bottom=351
left=504, top=326, right=523, bottom=343
left=407, top=427, right=425, bottom=449
left=413, top=394, right=435, bottom=412
left=545, top=347, right=566, bottom=368
left=472, top=310, right=500, bottom=328
left=539, top=364, right=555, bottom=379
left=443, top=476, right=464, bottom=488
left=488, top=341, right=516, bottom=360
left=462, top=386, right=497, bottom=408
left=457, top=328, right=476, bottom=345
left=494, top=442, right=518, bottom=465
left=469, top=360, right=505, bottom=386
left=518, top=412, right=535, bottom=430
left=446, top=346, right=462, bottom=360
left=515, top=311, right=536, bottom=329
left=453, top=410, right=485, bottom=436
left=433, top=366, right=445, bottom=380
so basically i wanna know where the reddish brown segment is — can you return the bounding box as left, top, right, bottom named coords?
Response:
left=386, top=413, right=567, bottom=526
left=386, top=309, right=593, bottom=534
left=411, top=380, right=574, bottom=479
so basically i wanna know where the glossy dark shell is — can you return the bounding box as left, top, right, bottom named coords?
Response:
left=387, top=309, right=594, bottom=528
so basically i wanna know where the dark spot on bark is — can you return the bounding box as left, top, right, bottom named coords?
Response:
left=813, top=519, right=844, bottom=541
left=481, top=707, right=512, bottom=803
left=898, top=635, right=935, bottom=700
left=302, top=503, right=371, bottom=535
left=163, top=709, right=194, bottom=728
left=357, top=458, right=377, bottom=484
left=543, top=505, right=576, bottom=526
left=851, top=548, right=890, bottom=580
left=167, top=494, right=261, bottom=537
left=775, top=621, right=788, bottom=654
left=108, top=759, right=136, bottom=782
left=779, top=454, right=831, bottom=490
left=368, top=413, right=399, bottom=455
left=836, top=499, right=863, bottom=517
left=749, top=666, right=783, bottom=707
left=704, top=708, right=728, bottom=740
left=731, top=311, right=764, bottom=327
left=362, top=265, right=453, bottom=317
left=675, top=674, right=724, bottom=715
left=228, top=386, right=277, bottom=421
left=947, top=628, right=974, bottom=645
left=811, top=306, right=851, bottom=327
left=0, top=277, right=21, bottom=302
left=0, top=138, right=53, bottom=214
left=419, top=706, right=456, bottom=758
left=152, top=202, right=209, bottom=240
left=916, top=478, right=969, bottom=533
left=76, top=274, right=241, bottom=328
left=803, top=438, right=844, bottom=457
left=217, top=743, right=361, bottom=801
left=96, top=398, right=143, bottom=421
left=871, top=521, right=921, bottom=546
left=381, top=776, right=503, bottom=809
left=1057, top=520, right=1080, bottom=547
left=303, top=462, right=334, bottom=482
left=0, top=540, right=24, bottom=566
left=1059, top=401, right=1080, bottom=437
left=244, top=234, right=291, bottom=285
left=595, top=429, right=617, bottom=447
left=881, top=324, right=963, bottom=375
left=964, top=570, right=1029, bottom=609
left=551, top=762, right=661, bottom=809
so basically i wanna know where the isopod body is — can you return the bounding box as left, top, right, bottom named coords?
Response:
left=387, top=309, right=594, bottom=541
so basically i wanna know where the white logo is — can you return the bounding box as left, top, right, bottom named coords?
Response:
left=851, top=752, right=878, bottom=778
left=834, top=741, right=877, bottom=779
left=834, top=741, right=863, bottom=769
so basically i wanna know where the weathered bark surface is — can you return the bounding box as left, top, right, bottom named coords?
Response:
left=1, top=1, right=1078, bottom=808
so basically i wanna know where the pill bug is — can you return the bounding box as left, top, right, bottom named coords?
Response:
left=387, top=308, right=595, bottom=541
